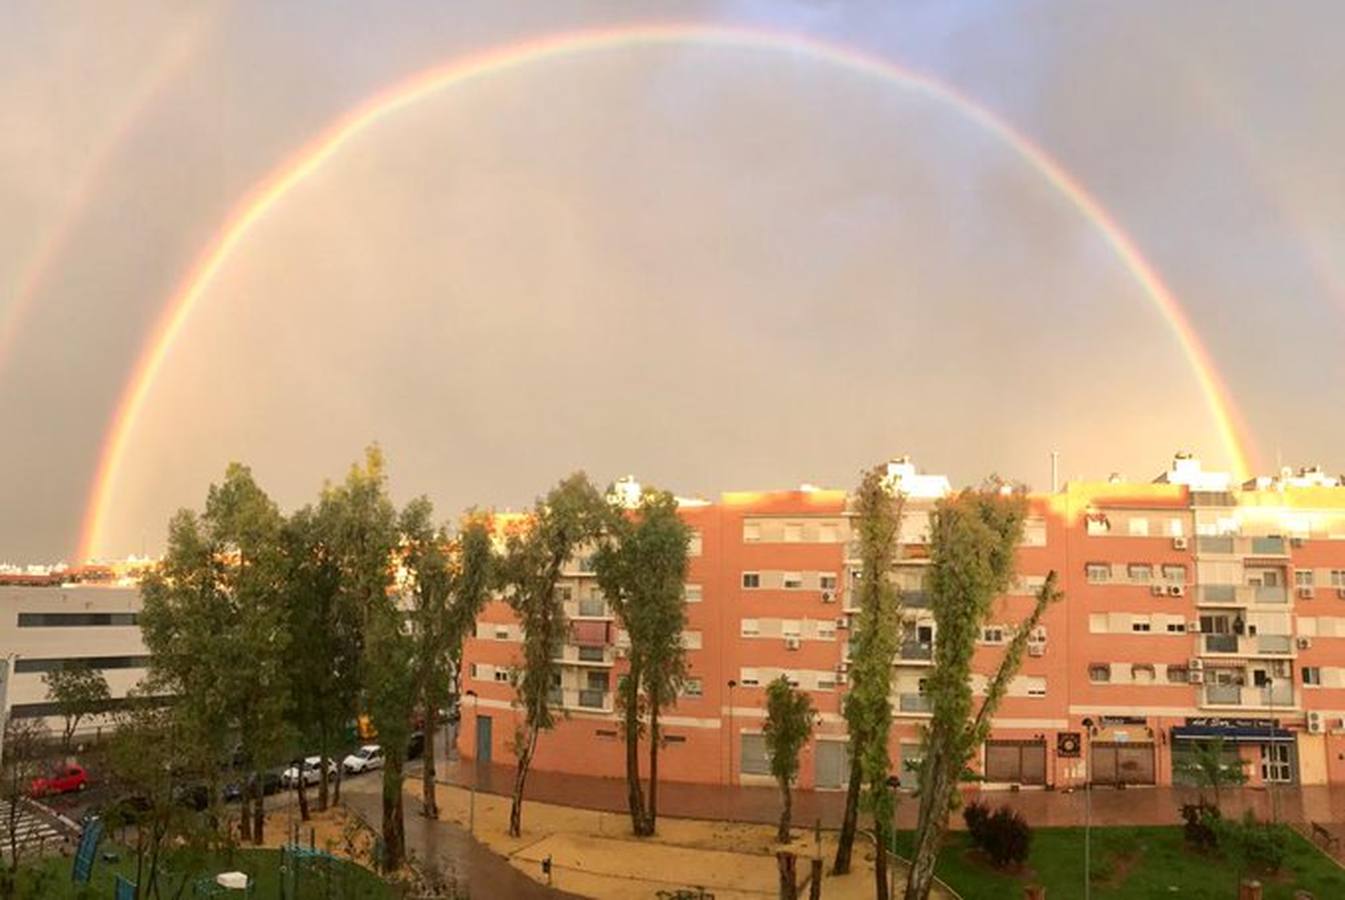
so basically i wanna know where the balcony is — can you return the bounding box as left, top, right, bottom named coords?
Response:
left=901, top=591, right=931, bottom=609
left=577, top=689, right=608, bottom=710
left=1256, top=634, right=1293, bottom=655
left=1196, top=584, right=1239, bottom=606
left=1203, top=684, right=1295, bottom=709
left=552, top=644, right=613, bottom=666
left=1204, top=634, right=1239, bottom=653
left=1198, top=536, right=1235, bottom=554
left=898, top=641, right=934, bottom=662
left=1254, top=585, right=1288, bottom=605
left=1251, top=537, right=1287, bottom=557
left=1205, top=684, right=1241, bottom=705
left=577, top=598, right=609, bottom=617
left=898, top=694, right=932, bottom=713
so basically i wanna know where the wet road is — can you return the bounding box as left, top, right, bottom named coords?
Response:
left=339, top=774, right=580, bottom=900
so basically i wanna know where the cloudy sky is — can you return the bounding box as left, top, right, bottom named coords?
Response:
left=2, top=1, right=1342, bottom=562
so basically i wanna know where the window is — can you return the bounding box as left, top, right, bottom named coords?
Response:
left=739, top=669, right=760, bottom=687
left=1022, top=518, right=1047, bottom=546
left=1331, top=570, right=1345, bottom=588
left=816, top=621, right=837, bottom=639
left=742, top=572, right=760, bottom=589
left=1025, top=677, right=1047, bottom=697
left=1166, top=621, right=1187, bottom=633
left=578, top=646, right=605, bottom=662
left=783, top=572, right=803, bottom=590
left=17, top=612, right=138, bottom=627
left=819, top=573, right=838, bottom=591
left=1296, top=570, right=1315, bottom=587
left=740, top=734, right=770, bottom=775
left=1303, top=667, right=1322, bottom=686
left=13, top=656, right=149, bottom=674
left=1128, top=518, right=1150, bottom=537
left=1128, top=564, right=1153, bottom=582
left=1162, top=564, right=1187, bottom=583
left=981, top=626, right=1006, bottom=644
left=683, top=678, right=703, bottom=697
left=743, top=523, right=761, bottom=543
left=684, top=583, right=703, bottom=603
left=469, top=664, right=479, bottom=679
left=817, top=676, right=837, bottom=690
left=781, top=619, right=801, bottom=637
left=664, top=734, right=687, bottom=744
left=1168, top=519, right=1185, bottom=537
left=1087, top=515, right=1111, bottom=536
left=1167, top=665, right=1189, bottom=683
left=819, top=524, right=839, bottom=543
left=1131, top=619, right=1151, bottom=633
left=1086, top=563, right=1111, bottom=583
left=494, top=626, right=510, bottom=640
left=556, top=586, right=573, bottom=602
left=784, top=523, right=802, bottom=543
left=740, top=619, right=760, bottom=637
left=1089, top=664, right=1111, bottom=683
left=1132, top=664, right=1156, bottom=684
left=493, top=668, right=510, bottom=683
left=586, top=671, right=610, bottom=691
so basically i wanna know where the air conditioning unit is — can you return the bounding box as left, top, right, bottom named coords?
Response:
left=1027, top=644, right=1046, bottom=657
left=1297, top=636, right=1312, bottom=650
left=1291, top=537, right=1306, bottom=548
left=836, top=616, right=849, bottom=630
left=1308, top=711, right=1324, bottom=734
left=835, top=672, right=848, bottom=686
left=1151, top=584, right=1167, bottom=596
left=614, top=646, right=628, bottom=659
left=821, top=591, right=836, bottom=604
left=1189, top=670, right=1205, bottom=683
left=1173, top=537, right=1189, bottom=550
left=1189, top=658, right=1204, bottom=669
left=1188, top=620, right=1202, bottom=633
left=1299, top=587, right=1316, bottom=599
left=1169, top=585, right=1186, bottom=597
left=784, top=637, right=801, bottom=651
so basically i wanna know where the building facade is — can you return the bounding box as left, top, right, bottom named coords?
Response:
left=458, top=454, right=1345, bottom=791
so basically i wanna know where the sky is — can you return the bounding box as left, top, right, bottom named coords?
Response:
left=2, top=0, right=1343, bottom=562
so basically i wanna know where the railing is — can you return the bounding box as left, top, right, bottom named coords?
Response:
left=1251, top=536, right=1287, bottom=556
left=1256, top=634, right=1293, bottom=654
left=577, top=646, right=607, bottom=663
left=1204, top=634, right=1239, bottom=653
left=578, top=599, right=608, bottom=617
left=1197, top=584, right=1237, bottom=604
left=578, top=689, right=607, bottom=709
left=1261, top=685, right=1295, bottom=707
left=1198, top=536, right=1235, bottom=554
left=901, top=591, right=931, bottom=608
left=1205, top=684, right=1241, bottom=704
left=898, top=641, right=934, bottom=661
left=1254, top=586, right=1288, bottom=604
left=898, top=694, right=931, bottom=713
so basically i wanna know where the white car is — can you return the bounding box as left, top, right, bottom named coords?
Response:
left=281, top=756, right=337, bottom=787
left=342, top=745, right=384, bottom=775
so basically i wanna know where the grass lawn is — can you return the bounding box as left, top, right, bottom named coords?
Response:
left=893, top=825, right=1345, bottom=900
left=24, top=845, right=396, bottom=898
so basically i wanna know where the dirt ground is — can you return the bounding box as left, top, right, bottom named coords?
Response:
left=423, top=781, right=955, bottom=899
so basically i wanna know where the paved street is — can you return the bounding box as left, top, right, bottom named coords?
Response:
left=0, top=799, right=69, bottom=859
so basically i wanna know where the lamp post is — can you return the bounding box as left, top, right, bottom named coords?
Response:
left=1081, top=717, right=1094, bottom=900
left=1266, top=676, right=1278, bottom=823
left=886, top=775, right=901, bottom=898
left=726, top=680, right=737, bottom=787
left=465, top=689, right=479, bottom=834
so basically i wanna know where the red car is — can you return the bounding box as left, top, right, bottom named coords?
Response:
left=30, top=764, right=88, bottom=797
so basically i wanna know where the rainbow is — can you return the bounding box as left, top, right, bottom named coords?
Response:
left=76, top=23, right=1257, bottom=560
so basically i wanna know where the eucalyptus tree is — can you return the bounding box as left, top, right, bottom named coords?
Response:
left=363, top=594, right=416, bottom=872
left=593, top=486, right=691, bottom=836
left=500, top=473, right=607, bottom=837
left=139, top=463, right=291, bottom=845
left=42, top=662, right=110, bottom=752
left=903, top=485, right=1060, bottom=900
left=763, top=676, right=815, bottom=844
left=832, top=466, right=903, bottom=878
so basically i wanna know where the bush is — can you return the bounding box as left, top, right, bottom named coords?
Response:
left=1214, top=812, right=1290, bottom=874
left=965, top=802, right=1031, bottom=869
left=1179, top=801, right=1221, bottom=852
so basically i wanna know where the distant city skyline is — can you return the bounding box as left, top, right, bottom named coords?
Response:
left=4, top=0, right=1343, bottom=561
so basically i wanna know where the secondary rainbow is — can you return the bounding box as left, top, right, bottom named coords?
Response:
left=77, top=22, right=1257, bottom=560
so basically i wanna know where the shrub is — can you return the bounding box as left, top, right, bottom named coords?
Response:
left=1179, top=801, right=1221, bottom=852
left=1214, top=812, right=1290, bottom=874
left=965, top=803, right=1031, bottom=869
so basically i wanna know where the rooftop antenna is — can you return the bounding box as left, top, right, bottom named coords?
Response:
left=1050, top=450, right=1060, bottom=493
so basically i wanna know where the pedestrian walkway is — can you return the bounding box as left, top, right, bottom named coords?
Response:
left=429, top=757, right=1345, bottom=831
left=0, top=799, right=65, bottom=858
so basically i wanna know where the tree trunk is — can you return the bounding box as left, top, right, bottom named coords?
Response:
left=832, top=756, right=864, bottom=874
left=624, top=661, right=647, bottom=835
left=874, top=816, right=890, bottom=900
left=904, top=756, right=952, bottom=900
left=508, top=726, right=538, bottom=838
left=646, top=699, right=660, bottom=835
left=296, top=762, right=310, bottom=822
left=776, top=850, right=799, bottom=900
left=381, top=757, right=406, bottom=872
left=422, top=700, right=439, bottom=818
left=333, top=755, right=343, bottom=805
left=317, top=721, right=329, bottom=812
left=239, top=785, right=253, bottom=843
left=252, top=771, right=265, bottom=845
left=777, top=778, right=793, bottom=843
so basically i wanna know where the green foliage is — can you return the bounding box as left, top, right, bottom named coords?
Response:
left=42, top=662, right=110, bottom=750
left=1214, top=811, right=1292, bottom=875
left=1173, top=737, right=1248, bottom=810
left=763, top=676, right=815, bottom=841
left=963, top=802, right=1032, bottom=869
left=1179, top=800, right=1221, bottom=852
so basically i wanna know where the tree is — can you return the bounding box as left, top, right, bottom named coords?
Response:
left=0, top=718, right=50, bottom=886
left=903, top=486, right=1061, bottom=900
left=42, top=662, right=109, bottom=752
left=500, top=473, right=607, bottom=837
left=763, top=676, right=815, bottom=843
left=1175, top=736, right=1248, bottom=811
left=363, top=598, right=415, bottom=873
left=400, top=501, right=495, bottom=820
left=140, top=463, right=292, bottom=846
left=833, top=466, right=903, bottom=878
left=593, top=485, right=691, bottom=836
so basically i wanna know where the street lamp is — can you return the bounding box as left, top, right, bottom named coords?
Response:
left=1081, top=717, right=1094, bottom=900
left=886, top=775, right=901, bottom=898
left=1266, top=676, right=1278, bottom=823
left=465, top=689, right=479, bottom=834
left=726, top=680, right=737, bottom=788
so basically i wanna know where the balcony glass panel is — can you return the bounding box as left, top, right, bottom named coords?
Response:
left=578, top=689, right=606, bottom=709
left=1198, top=536, right=1235, bottom=554
left=1205, top=684, right=1241, bottom=704
left=899, top=694, right=931, bottom=712
left=578, top=599, right=607, bottom=617
left=1256, top=635, right=1292, bottom=654
left=1261, top=685, right=1294, bottom=706
left=577, top=646, right=606, bottom=663
left=1254, top=586, right=1287, bottom=604
left=901, top=591, right=931, bottom=608
left=1198, top=584, right=1236, bottom=604
left=1204, top=634, right=1239, bottom=653
left=899, top=641, right=934, bottom=661
left=548, top=688, right=563, bottom=706
left=1251, top=537, right=1286, bottom=555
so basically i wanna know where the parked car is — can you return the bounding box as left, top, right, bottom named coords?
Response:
left=224, top=770, right=282, bottom=802
left=406, top=732, right=425, bottom=761
left=342, top=745, right=384, bottom=775
left=30, top=764, right=88, bottom=797
left=281, top=756, right=337, bottom=788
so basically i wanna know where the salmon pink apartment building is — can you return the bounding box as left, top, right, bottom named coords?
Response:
left=458, top=453, right=1345, bottom=792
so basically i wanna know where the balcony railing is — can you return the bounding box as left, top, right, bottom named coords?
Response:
left=1205, top=684, right=1241, bottom=704
left=901, top=591, right=931, bottom=609
left=898, top=641, right=934, bottom=661
left=1198, top=536, right=1235, bottom=554
left=1256, top=634, right=1293, bottom=655
left=1254, top=586, right=1287, bottom=604
left=1197, top=584, right=1237, bottom=604
left=1251, top=537, right=1287, bottom=556
left=898, top=694, right=931, bottom=713
left=578, top=599, right=608, bottom=617
left=1204, top=634, right=1239, bottom=653
left=578, top=689, right=607, bottom=709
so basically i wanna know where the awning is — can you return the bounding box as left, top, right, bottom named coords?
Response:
left=571, top=620, right=609, bottom=647
left=1171, top=725, right=1294, bottom=743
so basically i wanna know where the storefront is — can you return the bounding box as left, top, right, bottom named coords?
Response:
left=1087, top=716, right=1156, bottom=786
left=984, top=739, right=1046, bottom=785
left=1171, top=717, right=1298, bottom=786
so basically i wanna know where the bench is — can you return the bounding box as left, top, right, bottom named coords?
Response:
left=1310, top=821, right=1340, bottom=853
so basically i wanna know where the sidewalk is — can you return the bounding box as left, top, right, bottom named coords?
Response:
left=430, top=756, right=1345, bottom=831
